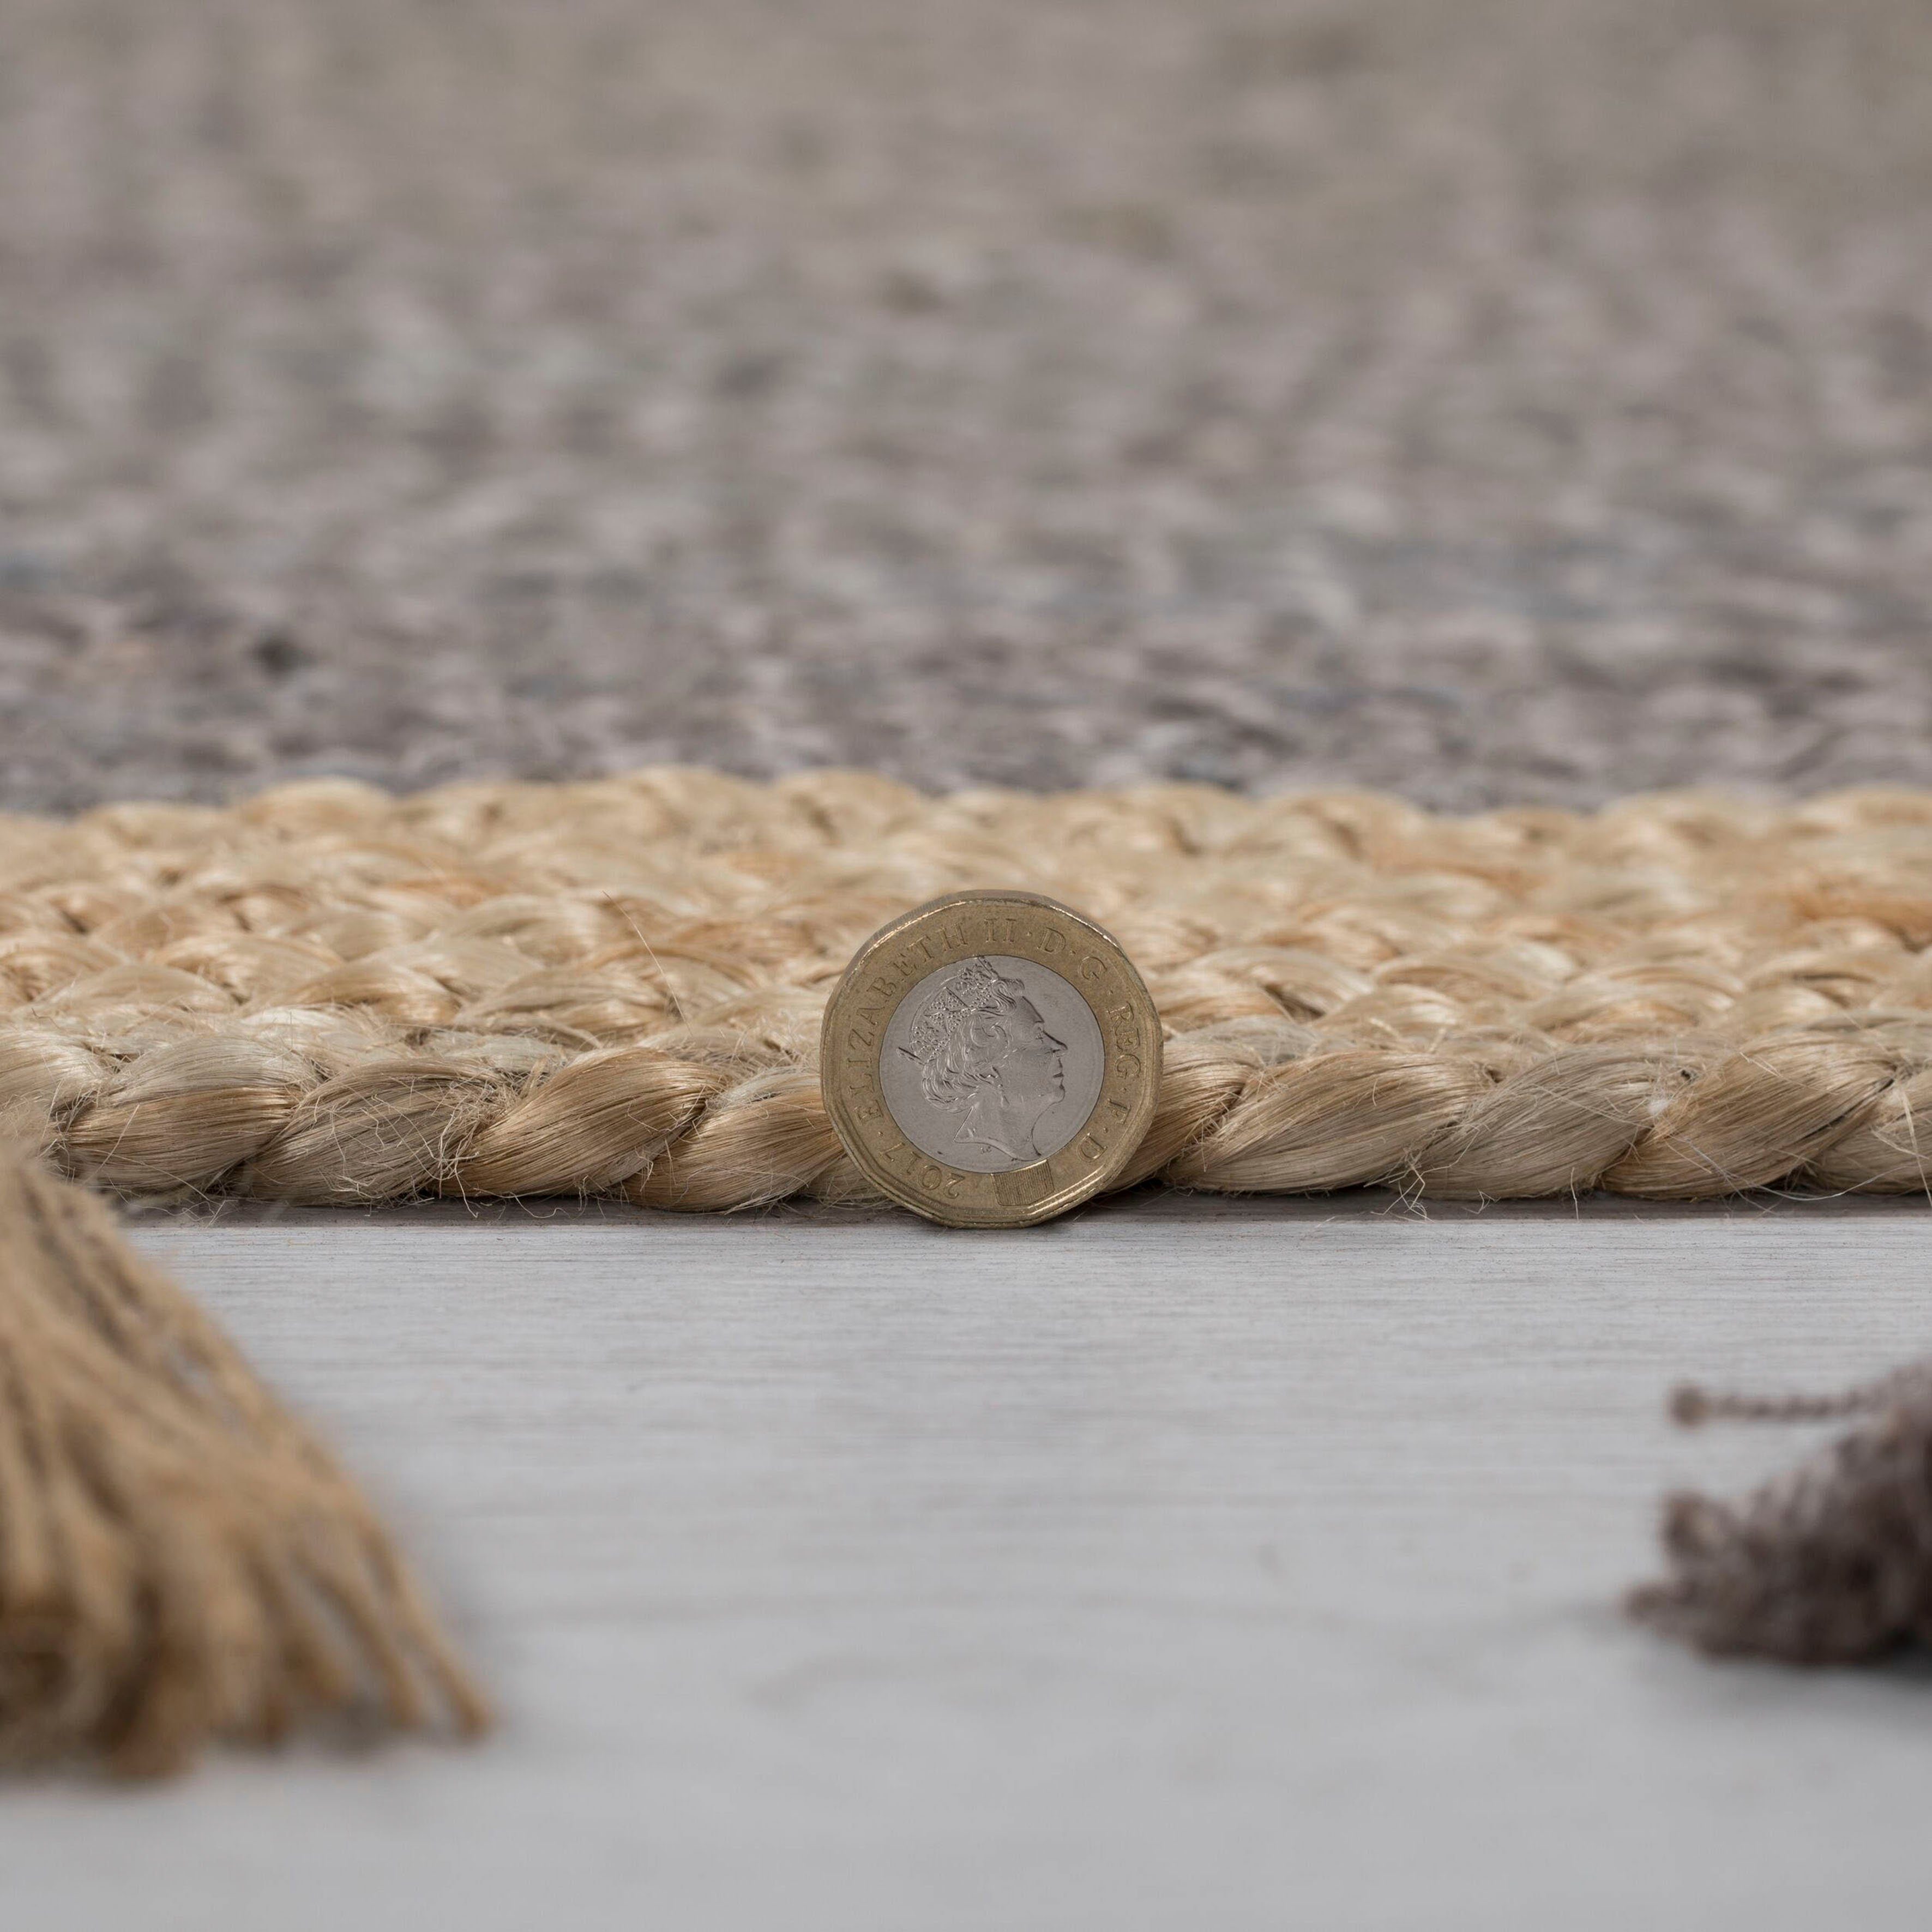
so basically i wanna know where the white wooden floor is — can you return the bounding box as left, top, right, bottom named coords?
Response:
left=5, top=1191, right=1931, bottom=1930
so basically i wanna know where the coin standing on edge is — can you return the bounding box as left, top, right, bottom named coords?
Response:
left=821, top=890, right=1163, bottom=1227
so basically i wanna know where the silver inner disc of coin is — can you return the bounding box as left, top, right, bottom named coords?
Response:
left=876, top=954, right=1107, bottom=1173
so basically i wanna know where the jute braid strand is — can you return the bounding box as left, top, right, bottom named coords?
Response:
left=10, top=770, right=1932, bottom=1209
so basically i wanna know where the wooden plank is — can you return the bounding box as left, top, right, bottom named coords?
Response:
left=3, top=1193, right=1929, bottom=1930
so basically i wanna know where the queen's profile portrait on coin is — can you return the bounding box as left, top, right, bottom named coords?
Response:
left=822, top=890, right=1161, bottom=1225
left=899, top=956, right=1070, bottom=1164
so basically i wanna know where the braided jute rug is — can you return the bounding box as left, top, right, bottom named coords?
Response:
left=8, top=767, right=1932, bottom=1773
left=17, top=769, right=1932, bottom=1207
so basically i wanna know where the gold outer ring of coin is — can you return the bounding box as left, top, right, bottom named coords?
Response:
left=820, top=889, right=1164, bottom=1227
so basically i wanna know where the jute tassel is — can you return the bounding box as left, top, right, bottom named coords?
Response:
left=1631, top=1365, right=1932, bottom=1662
left=0, top=1148, right=486, bottom=1774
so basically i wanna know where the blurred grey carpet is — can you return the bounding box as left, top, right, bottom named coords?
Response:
left=3, top=0, right=1931, bottom=812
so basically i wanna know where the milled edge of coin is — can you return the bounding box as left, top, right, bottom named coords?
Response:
left=820, top=889, right=1163, bottom=1227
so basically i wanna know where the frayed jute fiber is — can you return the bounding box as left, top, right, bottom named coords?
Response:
left=0, top=1150, right=487, bottom=1775
left=9, top=766, right=1932, bottom=1773
left=1633, top=1366, right=1932, bottom=1664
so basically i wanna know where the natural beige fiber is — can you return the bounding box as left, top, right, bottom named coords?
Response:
left=1632, top=1366, right=1932, bottom=1664
left=0, top=1149, right=487, bottom=1774
left=9, top=770, right=1932, bottom=1207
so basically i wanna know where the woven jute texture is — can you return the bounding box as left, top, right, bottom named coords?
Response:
left=7, top=0, right=1932, bottom=812
left=11, top=770, right=1932, bottom=1209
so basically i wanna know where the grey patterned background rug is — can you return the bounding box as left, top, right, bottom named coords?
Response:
left=4, top=0, right=1930, bottom=812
